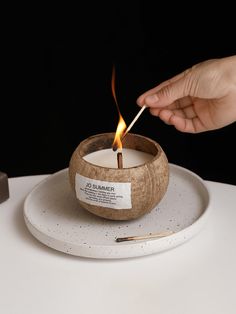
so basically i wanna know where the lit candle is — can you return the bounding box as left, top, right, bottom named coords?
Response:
left=69, top=132, right=169, bottom=220
left=83, top=148, right=153, bottom=168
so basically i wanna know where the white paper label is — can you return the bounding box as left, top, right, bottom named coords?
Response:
left=75, top=174, right=131, bottom=209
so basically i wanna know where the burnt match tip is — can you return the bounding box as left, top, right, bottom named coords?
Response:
left=115, top=237, right=131, bottom=242
left=112, top=145, right=118, bottom=152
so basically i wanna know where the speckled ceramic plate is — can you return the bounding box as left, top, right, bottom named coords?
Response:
left=23, top=165, right=211, bottom=259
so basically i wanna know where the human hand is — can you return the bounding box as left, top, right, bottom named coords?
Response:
left=137, top=55, right=236, bottom=133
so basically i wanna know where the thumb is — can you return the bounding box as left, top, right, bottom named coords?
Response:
left=145, top=74, right=192, bottom=108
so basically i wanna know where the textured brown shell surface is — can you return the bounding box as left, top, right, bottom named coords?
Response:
left=69, top=152, right=168, bottom=221
left=68, top=133, right=169, bottom=220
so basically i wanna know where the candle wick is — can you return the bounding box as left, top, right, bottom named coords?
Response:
left=117, top=152, right=123, bottom=169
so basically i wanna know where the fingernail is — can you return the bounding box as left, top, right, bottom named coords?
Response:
left=145, top=94, right=159, bottom=104
left=136, top=97, right=142, bottom=106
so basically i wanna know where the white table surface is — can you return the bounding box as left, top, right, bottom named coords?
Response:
left=0, top=174, right=236, bottom=314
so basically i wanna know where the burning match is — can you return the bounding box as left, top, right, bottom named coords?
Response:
left=112, top=105, right=147, bottom=151
left=122, top=105, right=147, bottom=139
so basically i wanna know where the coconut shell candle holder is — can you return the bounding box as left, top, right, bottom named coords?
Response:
left=68, top=132, right=169, bottom=221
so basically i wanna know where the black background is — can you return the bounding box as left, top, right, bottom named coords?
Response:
left=1, top=2, right=236, bottom=184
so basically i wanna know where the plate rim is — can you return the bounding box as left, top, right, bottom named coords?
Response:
left=23, top=163, right=212, bottom=258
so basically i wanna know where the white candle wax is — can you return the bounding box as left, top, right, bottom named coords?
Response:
left=83, top=148, right=153, bottom=168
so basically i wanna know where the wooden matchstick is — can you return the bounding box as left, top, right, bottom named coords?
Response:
left=117, top=152, right=123, bottom=169
left=122, top=105, right=147, bottom=139
left=112, top=105, right=147, bottom=152
left=115, top=230, right=173, bottom=242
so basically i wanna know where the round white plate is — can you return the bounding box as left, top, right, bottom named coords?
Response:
left=23, top=164, right=211, bottom=259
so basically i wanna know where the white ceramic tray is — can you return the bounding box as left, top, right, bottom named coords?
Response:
left=23, top=164, right=211, bottom=259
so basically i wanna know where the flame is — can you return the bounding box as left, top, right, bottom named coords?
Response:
left=111, top=66, right=127, bottom=150
left=113, top=115, right=127, bottom=150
